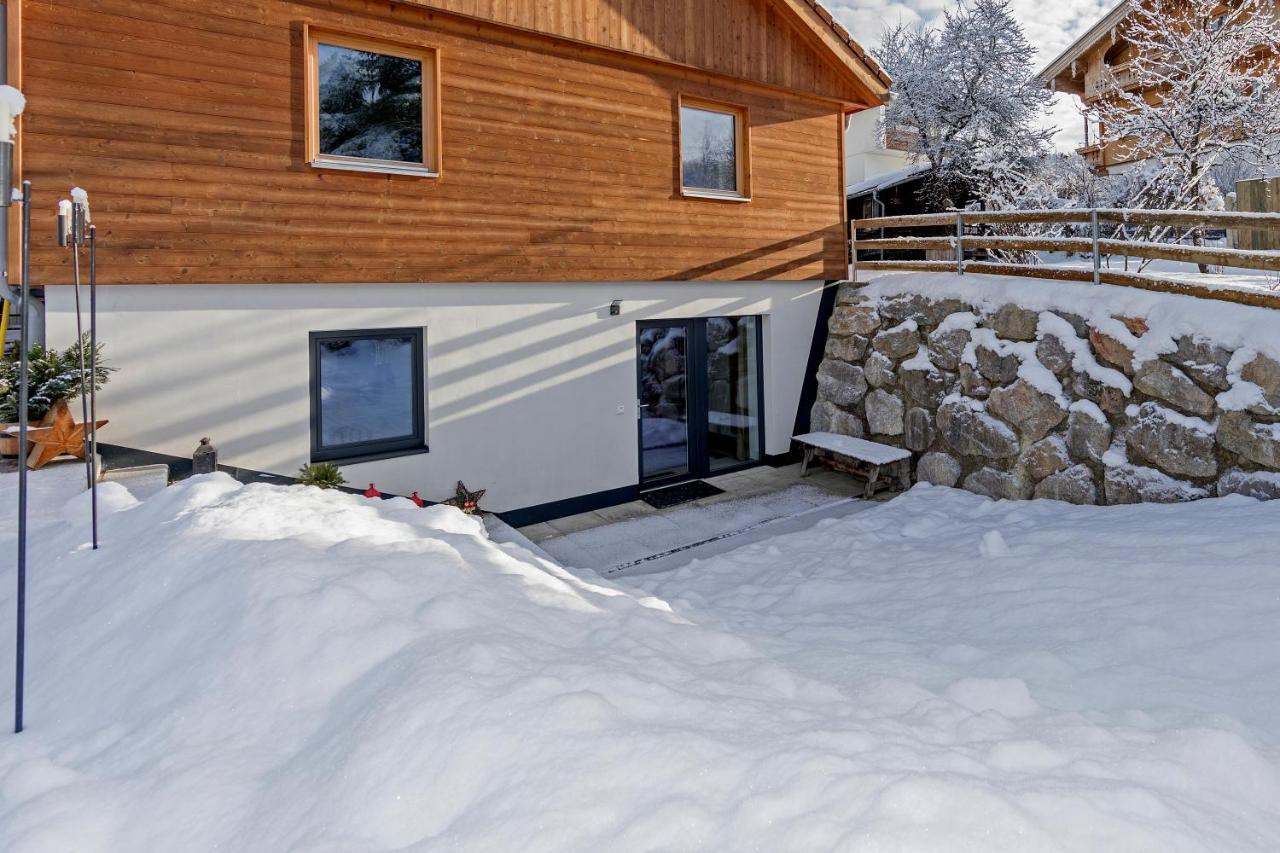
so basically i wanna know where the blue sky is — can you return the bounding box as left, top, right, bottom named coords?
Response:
left=825, top=0, right=1119, bottom=149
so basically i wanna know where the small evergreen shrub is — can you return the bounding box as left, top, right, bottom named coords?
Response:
left=298, top=462, right=347, bottom=490
left=0, top=334, right=113, bottom=422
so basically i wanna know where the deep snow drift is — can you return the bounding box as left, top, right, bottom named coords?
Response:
left=1, top=474, right=1279, bottom=851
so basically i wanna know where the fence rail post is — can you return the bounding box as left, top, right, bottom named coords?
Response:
left=955, top=212, right=964, bottom=274
left=1090, top=208, right=1101, bottom=286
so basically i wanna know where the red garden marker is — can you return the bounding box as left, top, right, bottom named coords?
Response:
left=410, top=491, right=425, bottom=507
left=363, top=483, right=382, bottom=499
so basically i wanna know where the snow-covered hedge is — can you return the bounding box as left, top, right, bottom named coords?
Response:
left=813, top=272, right=1280, bottom=503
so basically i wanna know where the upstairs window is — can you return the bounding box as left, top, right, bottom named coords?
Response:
left=679, top=98, right=750, bottom=201
left=305, top=29, right=439, bottom=176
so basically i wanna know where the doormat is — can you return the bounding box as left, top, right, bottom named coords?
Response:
left=640, top=480, right=725, bottom=510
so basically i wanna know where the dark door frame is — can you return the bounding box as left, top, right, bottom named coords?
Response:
left=636, top=316, right=766, bottom=490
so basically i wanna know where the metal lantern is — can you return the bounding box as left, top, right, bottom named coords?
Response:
left=193, top=437, right=218, bottom=475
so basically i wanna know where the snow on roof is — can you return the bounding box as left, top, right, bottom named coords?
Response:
left=845, top=162, right=931, bottom=198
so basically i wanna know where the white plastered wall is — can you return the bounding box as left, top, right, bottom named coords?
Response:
left=45, top=282, right=827, bottom=512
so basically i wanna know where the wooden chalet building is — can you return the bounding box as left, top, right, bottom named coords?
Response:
left=6, top=0, right=889, bottom=521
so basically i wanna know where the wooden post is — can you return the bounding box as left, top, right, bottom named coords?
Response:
left=955, top=212, right=964, bottom=274
left=1090, top=208, right=1101, bottom=286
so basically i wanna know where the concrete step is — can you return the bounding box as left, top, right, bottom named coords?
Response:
left=103, top=463, right=170, bottom=500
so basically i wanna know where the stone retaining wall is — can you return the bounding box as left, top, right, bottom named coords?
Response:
left=810, top=280, right=1280, bottom=504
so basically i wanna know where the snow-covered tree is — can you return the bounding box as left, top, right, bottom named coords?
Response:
left=1089, top=0, right=1280, bottom=212
left=877, top=0, right=1056, bottom=211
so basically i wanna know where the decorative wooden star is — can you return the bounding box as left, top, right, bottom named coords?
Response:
left=443, top=480, right=486, bottom=514
left=23, top=399, right=108, bottom=470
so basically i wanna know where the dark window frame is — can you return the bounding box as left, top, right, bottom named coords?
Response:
left=635, top=315, right=765, bottom=487
left=308, top=327, right=427, bottom=463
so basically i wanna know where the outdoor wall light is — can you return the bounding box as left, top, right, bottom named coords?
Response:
left=610, top=299, right=622, bottom=316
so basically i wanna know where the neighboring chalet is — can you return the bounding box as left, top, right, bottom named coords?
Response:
left=6, top=0, right=890, bottom=521
left=1037, top=1, right=1143, bottom=174
left=1038, top=0, right=1277, bottom=175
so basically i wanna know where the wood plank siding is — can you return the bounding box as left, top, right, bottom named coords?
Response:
left=14, top=0, right=879, bottom=284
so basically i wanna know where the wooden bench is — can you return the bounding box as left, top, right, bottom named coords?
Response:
left=792, top=432, right=912, bottom=499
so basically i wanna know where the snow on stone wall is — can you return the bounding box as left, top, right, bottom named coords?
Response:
left=812, top=273, right=1280, bottom=504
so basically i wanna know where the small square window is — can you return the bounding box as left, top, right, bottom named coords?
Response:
left=309, top=328, right=426, bottom=462
left=679, top=98, right=750, bottom=200
left=305, top=29, right=439, bottom=176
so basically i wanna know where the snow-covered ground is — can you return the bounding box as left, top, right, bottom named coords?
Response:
left=1, top=474, right=1279, bottom=851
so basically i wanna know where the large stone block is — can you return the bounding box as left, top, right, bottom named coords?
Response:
left=864, top=351, right=896, bottom=389
left=1051, top=310, right=1090, bottom=338
left=1217, top=411, right=1280, bottom=469
left=1071, top=372, right=1128, bottom=417
left=872, top=322, right=921, bottom=360
left=1125, top=402, right=1217, bottom=479
left=899, top=362, right=950, bottom=410
left=815, top=360, right=868, bottom=408
left=927, top=326, right=971, bottom=372
left=1033, top=464, right=1098, bottom=505
left=936, top=398, right=1020, bottom=458
left=865, top=389, right=905, bottom=436
left=835, top=282, right=867, bottom=306
left=962, top=467, right=1030, bottom=501
left=1133, top=360, right=1215, bottom=417
left=959, top=364, right=990, bottom=398
left=987, top=304, right=1040, bottom=342
left=1241, top=352, right=1280, bottom=408
left=829, top=305, right=880, bottom=337
left=917, top=451, right=962, bottom=487
left=1065, top=407, right=1111, bottom=464
left=877, top=293, right=969, bottom=326
left=1019, top=435, right=1069, bottom=482
left=904, top=406, right=935, bottom=451
left=1217, top=469, right=1280, bottom=500
left=824, top=334, right=869, bottom=363
left=974, top=345, right=1020, bottom=385
left=1089, top=329, right=1135, bottom=374
left=1035, top=334, right=1073, bottom=376
left=810, top=400, right=865, bottom=438
left=1165, top=335, right=1232, bottom=392
left=1104, top=463, right=1208, bottom=504
left=986, top=380, right=1067, bottom=442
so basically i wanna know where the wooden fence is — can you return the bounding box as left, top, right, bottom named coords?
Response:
left=1233, top=177, right=1280, bottom=251
left=850, top=208, right=1280, bottom=309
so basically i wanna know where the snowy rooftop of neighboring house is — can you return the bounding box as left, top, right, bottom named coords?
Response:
left=845, top=162, right=931, bottom=198
left=1036, top=0, right=1132, bottom=89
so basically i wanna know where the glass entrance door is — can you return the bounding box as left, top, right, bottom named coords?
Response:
left=638, top=321, right=692, bottom=483
left=638, top=317, right=762, bottom=486
left=705, top=316, right=761, bottom=472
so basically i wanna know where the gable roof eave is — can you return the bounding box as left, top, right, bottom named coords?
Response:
left=773, top=0, right=893, bottom=106
left=1036, top=0, right=1131, bottom=88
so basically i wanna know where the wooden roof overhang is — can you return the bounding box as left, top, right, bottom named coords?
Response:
left=388, top=0, right=892, bottom=111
